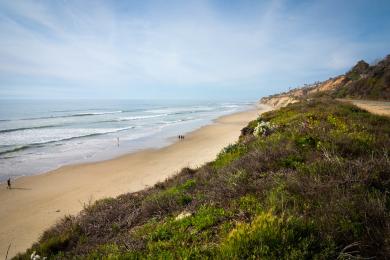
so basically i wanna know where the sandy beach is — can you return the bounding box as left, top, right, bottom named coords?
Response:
left=0, top=105, right=271, bottom=258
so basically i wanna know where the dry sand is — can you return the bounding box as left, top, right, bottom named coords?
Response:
left=0, top=105, right=271, bottom=258
left=338, top=99, right=390, bottom=117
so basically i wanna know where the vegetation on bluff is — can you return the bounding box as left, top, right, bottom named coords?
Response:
left=261, top=55, right=390, bottom=105
left=15, top=99, right=390, bottom=259
left=332, top=55, right=390, bottom=100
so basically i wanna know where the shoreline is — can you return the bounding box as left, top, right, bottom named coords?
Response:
left=0, top=105, right=253, bottom=184
left=0, top=104, right=272, bottom=258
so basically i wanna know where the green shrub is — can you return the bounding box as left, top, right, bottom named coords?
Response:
left=191, top=206, right=226, bottom=231
left=87, top=244, right=121, bottom=259
left=145, top=205, right=226, bottom=258
left=86, top=244, right=142, bottom=259
left=237, top=194, right=263, bottom=216
left=295, top=136, right=317, bottom=149
left=220, top=211, right=326, bottom=259
left=31, top=219, right=81, bottom=257
left=38, top=232, right=72, bottom=256
left=144, top=179, right=196, bottom=212
left=214, top=143, right=247, bottom=168
left=279, top=154, right=304, bottom=169
left=327, top=114, right=348, bottom=132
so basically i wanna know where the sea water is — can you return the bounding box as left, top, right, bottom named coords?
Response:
left=0, top=99, right=253, bottom=181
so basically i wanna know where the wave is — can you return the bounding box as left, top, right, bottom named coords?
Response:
left=72, top=111, right=123, bottom=116
left=170, top=110, right=211, bottom=116
left=0, top=112, right=168, bottom=134
left=146, top=106, right=215, bottom=114
left=0, top=124, right=59, bottom=134
left=51, top=108, right=101, bottom=113
left=221, top=105, right=240, bottom=108
left=14, top=111, right=124, bottom=121
left=164, top=117, right=195, bottom=124
left=0, top=145, right=35, bottom=156
left=0, top=126, right=135, bottom=156
left=119, top=114, right=168, bottom=121
left=99, top=114, right=168, bottom=123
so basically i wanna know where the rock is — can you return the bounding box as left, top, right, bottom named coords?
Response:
left=175, top=211, right=192, bottom=220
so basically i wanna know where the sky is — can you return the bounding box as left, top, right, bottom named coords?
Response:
left=0, top=0, right=389, bottom=100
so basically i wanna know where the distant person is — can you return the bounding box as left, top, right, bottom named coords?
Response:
left=7, top=178, right=11, bottom=189
left=117, top=137, right=120, bottom=147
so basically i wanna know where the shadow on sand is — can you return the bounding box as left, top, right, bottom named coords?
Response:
left=9, top=187, right=32, bottom=190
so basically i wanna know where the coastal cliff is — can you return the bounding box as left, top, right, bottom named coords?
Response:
left=261, top=55, right=390, bottom=108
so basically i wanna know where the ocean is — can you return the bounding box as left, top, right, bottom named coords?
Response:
left=0, top=99, right=252, bottom=182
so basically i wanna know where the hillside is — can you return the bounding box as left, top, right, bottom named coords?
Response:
left=15, top=99, right=390, bottom=259
left=333, top=56, right=390, bottom=100
left=261, top=55, right=390, bottom=108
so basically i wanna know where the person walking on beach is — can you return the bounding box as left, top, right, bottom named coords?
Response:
left=117, top=137, right=120, bottom=147
left=7, top=178, right=11, bottom=189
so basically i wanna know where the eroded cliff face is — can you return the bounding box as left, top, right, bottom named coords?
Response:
left=260, top=95, right=297, bottom=109
left=307, top=76, right=345, bottom=94
left=260, top=76, right=345, bottom=108
left=260, top=55, right=390, bottom=107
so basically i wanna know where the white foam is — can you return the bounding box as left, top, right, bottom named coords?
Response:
left=0, top=126, right=135, bottom=146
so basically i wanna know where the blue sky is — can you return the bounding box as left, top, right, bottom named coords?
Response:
left=0, top=0, right=389, bottom=100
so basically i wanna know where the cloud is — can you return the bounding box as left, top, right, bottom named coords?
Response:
left=0, top=0, right=389, bottom=98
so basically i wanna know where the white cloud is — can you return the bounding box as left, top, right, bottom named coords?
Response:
left=0, top=0, right=388, bottom=98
